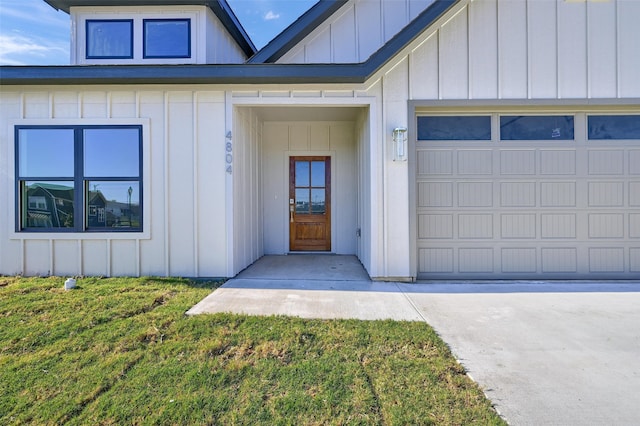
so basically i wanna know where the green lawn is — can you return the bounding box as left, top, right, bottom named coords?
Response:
left=0, top=276, right=504, bottom=425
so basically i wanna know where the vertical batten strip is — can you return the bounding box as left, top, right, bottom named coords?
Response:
left=136, top=239, right=140, bottom=277
left=49, top=239, right=54, bottom=276
left=163, top=92, right=170, bottom=276
left=107, top=239, right=111, bottom=277
left=78, top=240, right=82, bottom=276
left=192, top=91, right=199, bottom=277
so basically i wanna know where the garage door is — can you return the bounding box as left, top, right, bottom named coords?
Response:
left=415, top=112, right=640, bottom=279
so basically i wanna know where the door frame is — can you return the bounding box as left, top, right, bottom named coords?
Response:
left=285, top=151, right=335, bottom=253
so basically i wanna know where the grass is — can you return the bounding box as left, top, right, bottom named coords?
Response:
left=0, top=276, right=505, bottom=425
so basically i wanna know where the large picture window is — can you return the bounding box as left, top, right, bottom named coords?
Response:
left=86, top=20, right=133, bottom=59
left=143, top=19, right=191, bottom=58
left=16, top=126, right=142, bottom=232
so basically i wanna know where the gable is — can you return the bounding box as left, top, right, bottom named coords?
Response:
left=272, top=0, right=441, bottom=64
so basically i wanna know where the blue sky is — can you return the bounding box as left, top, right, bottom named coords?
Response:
left=0, top=0, right=318, bottom=65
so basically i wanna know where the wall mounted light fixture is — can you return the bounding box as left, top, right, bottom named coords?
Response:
left=392, top=127, right=408, bottom=161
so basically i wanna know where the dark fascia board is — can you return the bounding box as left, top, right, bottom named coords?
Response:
left=3, top=0, right=458, bottom=85
left=248, top=0, right=349, bottom=64
left=43, top=0, right=256, bottom=57
left=0, top=64, right=367, bottom=85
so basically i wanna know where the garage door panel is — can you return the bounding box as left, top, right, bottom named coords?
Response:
left=457, top=150, right=493, bottom=174
left=501, top=248, right=537, bottom=273
left=541, top=182, right=576, bottom=207
left=588, top=182, right=624, bottom=207
left=458, top=214, right=494, bottom=239
left=501, top=149, right=536, bottom=175
left=418, top=214, right=453, bottom=239
left=630, top=151, right=640, bottom=174
left=501, top=182, right=536, bottom=207
left=588, top=150, right=625, bottom=175
left=501, top=214, right=537, bottom=239
left=418, top=181, right=453, bottom=207
left=458, top=182, right=493, bottom=207
left=588, top=213, right=624, bottom=238
left=417, top=149, right=453, bottom=175
left=630, top=182, right=640, bottom=206
left=631, top=248, right=640, bottom=272
left=589, top=248, right=625, bottom=272
left=540, top=150, right=576, bottom=175
left=541, top=248, right=578, bottom=273
left=541, top=214, right=577, bottom=238
left=415, top=112, right=639, bottom=279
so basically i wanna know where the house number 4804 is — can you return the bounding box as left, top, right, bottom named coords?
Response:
left=225, top=141, right=233, bottom=174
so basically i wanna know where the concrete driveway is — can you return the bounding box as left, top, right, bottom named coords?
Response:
left=188, top=257, right=640, bottom=424
left=402, top=282, right=640, bottom=425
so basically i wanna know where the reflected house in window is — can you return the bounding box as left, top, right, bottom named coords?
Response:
left=105, top=199, right=140, bottom=227
left=25, top=183, right=74, bottom=228
left=87, top=190, right=107, bottom=227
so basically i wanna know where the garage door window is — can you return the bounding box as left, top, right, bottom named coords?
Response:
left=500, top=116, right=574, bottom=140
left=417, top=116, right=491, bottom=140
left=588, top=115, right=640, bottom=140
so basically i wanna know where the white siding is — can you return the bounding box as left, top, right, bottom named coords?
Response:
left=398, top=0, right=640, bottom=100
left=0, top=87, right=228, bottom=278
left=278, top=0, right=437, bottom=63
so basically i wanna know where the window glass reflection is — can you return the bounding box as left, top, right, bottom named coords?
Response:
left=86, top=20, right=133, bottom=59
left=295, top=188, right=309, bottom=214
left=295, top=161, right=310, bottom=187
left=22, top=181, right=74, bottom=228
left=84, top=128, right=140, bottom=177
left=418, top=116, right=491, bottom=140
left=588, top=115, right=640, bottom=140
left=87, top=181, right=140, bottom=228
left=311, top=189, right=325, bottom=213
left=500, top=116, right=574, bottom=140
left=311, top=161, right=325, bottom=187
left=19, top=129, right=74, bottom=177
left=144, top=19, right=190, bottom=58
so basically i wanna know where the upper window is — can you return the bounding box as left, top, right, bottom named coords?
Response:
left=588, top=115, right=640, bottom=140
left=16, top=126, right=142, bottom=232
left=143, top=19, right=191, bottom=58
left=500, top=116, right=574, bottom=140
left=86, top=20, right=133, bottom=59
left=417, top=116, right=491, bottom=140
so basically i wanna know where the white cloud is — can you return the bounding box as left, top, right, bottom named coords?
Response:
left=0, top=34, right=68, bottom=65
left=264, top=10, right=280, bottom=20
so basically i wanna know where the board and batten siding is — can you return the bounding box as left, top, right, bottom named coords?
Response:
left=0, top=88, right=228, bottom=278
left=395, top=0, right=640, bottom=100
left=278, top=0, right=438, bottom=63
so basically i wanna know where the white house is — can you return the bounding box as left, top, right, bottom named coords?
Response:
left=1, top=0, right=639, bottom=280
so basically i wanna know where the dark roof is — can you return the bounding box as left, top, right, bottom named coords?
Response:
left=248, top=0, right=349, bottom=64
left=42, top=0, right=256, bottom=57
left=2, top=0, right=458, bottom=85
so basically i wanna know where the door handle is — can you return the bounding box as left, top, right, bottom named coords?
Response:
left=290, top=204, right=294, bottom=222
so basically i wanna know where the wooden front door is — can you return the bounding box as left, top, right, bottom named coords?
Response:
left=289, top=156, right=331, bottom=251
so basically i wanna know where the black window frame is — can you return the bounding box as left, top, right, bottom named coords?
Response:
left=85, top=19, right=134, bottom=59
left=15, top=125, right=143, bottom=233
left=143, top=18, right=191, bottom=59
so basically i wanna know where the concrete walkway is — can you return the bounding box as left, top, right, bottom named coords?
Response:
left=188, top=255, right=640, bottom=425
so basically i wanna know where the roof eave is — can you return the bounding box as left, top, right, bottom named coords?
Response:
left=0, top=64, right=367, bottom=85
